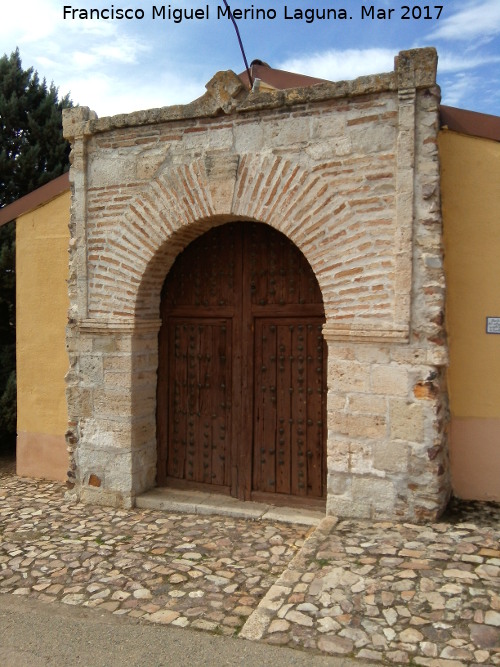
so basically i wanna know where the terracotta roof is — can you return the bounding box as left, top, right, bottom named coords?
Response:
left=440, top=105, right=500, bottom=143
left=239, top=61, right=328, bottom=90
left=0, top=172, right=70, bottom=227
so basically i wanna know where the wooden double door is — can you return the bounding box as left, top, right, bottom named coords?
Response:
left=157, top=222, right=326, bottom=505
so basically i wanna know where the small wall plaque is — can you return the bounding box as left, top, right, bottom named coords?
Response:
left=486, top=317, right=500, bottom=334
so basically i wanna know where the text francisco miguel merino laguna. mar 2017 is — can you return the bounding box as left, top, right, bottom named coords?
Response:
left=62, top=4, right=445, bottom=24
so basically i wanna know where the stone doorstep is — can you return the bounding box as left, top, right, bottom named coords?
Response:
left=135, top=487, right=324, bottom=526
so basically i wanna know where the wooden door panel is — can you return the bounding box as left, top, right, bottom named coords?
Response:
left=247, top=224, right=323, bottom=308
left=159, top=222, right=326, bottom=503
left=253, top=320, right=278, bottom=494
left=253, top=318, right=326, bottom=499
left=276, top=323, right=293, bottom=495
left=162, top=225, right=239, bottom=310
left=166, top=318, right=231, bottom=490
left=305, top=322, right=326, bottom=498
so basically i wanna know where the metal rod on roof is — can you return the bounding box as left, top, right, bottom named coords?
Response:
left=221, top=0, right=254, bottom=89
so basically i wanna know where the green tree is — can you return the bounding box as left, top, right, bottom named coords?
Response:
left=0, top=48, right=72, bottom=453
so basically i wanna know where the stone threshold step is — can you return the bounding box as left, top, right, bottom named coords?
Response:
left=135, top=487, right=324, bottom=526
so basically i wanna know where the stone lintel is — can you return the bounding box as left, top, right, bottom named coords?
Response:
left=323, top=323, right=410, bottom=344
left=78, top=318, right=162, bottom=334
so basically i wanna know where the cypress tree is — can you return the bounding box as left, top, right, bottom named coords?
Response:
left=0, top=48, right=72, bottom=453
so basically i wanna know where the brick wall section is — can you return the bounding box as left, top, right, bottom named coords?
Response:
left=63, top=48, right=450, bottom=519
left=82, top=96, right=400, bottom=323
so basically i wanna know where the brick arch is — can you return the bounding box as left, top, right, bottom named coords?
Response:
left=135, top=153, right=335, bottom=320
left=88, top=159, right=219, bottom=319
left=87, top=151, right=381, bottom=323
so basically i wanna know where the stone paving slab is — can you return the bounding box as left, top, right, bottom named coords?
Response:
left=136, top=487, right=324, bottom=526
left=0, top=462, right=499, bottom=667
left=0, top=472, right=310, bottom=637
left=242, top=506, right=500, bottom=666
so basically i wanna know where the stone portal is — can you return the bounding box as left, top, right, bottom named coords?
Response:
left=63, top=48, right=449, bottom=520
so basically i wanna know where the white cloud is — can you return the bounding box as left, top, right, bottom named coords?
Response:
left=0, top=0, right=59, bottom=43
left=430, top=0, right=500, bottom=41
left=73, top=51, right=98, bottom=69
left=94, top=42, right=144, bottom=65
left=277, top=46, right=500, bottom=90
left=67, top=37, right=147, bottom=71
left=440, top=73, right=479, bottom=107
left=65, top=70, right=207, bottom=117
left=276, top=44, right=500, bottom=115
left=278, top=48, right=396, bottom=83
left=438, top=51, right=500, bottom=73
left=0, top=0, right=118, bottom=44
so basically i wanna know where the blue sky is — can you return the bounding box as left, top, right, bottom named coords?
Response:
left=1, top=1, right=499, bottom=117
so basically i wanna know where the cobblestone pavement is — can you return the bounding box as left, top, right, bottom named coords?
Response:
left=1, top=460, right=499, bottom=666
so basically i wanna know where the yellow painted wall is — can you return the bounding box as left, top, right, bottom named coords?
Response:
left=440, top=130, right=500, bottom=500
left=16, top=191, right=70, bottom=481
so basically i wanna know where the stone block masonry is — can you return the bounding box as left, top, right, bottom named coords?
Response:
left=63, top=47, right=450, bottom=520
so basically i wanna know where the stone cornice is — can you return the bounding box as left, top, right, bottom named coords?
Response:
left=78, top=318, right=162, bottom=334
left=323, top=323, right=410, bottom=344
left=63, top=48, right=437, bottom=140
